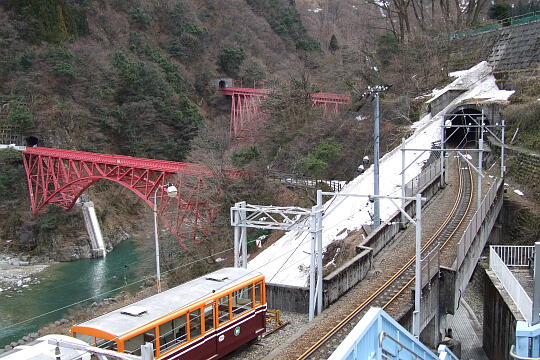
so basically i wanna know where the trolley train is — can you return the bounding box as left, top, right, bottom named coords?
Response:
left=70, top=267, right=266, bottom=359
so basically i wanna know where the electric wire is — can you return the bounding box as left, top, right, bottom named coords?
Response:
left=3, top=232, right=304, bottom=334
left=41, top=234, right=319, bottom=359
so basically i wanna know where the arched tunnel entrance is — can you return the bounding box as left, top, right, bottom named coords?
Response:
left=444, top=108, right=489, bottom=147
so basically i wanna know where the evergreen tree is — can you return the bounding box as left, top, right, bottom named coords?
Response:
left=329, top=34, right=339, bottom=53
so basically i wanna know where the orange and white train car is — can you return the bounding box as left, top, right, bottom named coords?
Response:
left=71, top=267, right=266, bottom=360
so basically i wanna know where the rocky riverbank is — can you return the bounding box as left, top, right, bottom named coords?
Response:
left=0, top=253, right=51, bottom=292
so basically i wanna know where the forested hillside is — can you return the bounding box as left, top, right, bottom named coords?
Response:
left=0, top=0, right=511, bottom=273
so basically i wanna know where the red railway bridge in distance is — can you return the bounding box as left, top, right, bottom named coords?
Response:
left=22, top=147, right=243, bottom=248
left=220, top=84, right=350, bottom=141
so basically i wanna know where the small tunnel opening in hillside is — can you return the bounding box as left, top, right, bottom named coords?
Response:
left=444, top=108, right=489, bottom=147
left=25, top=136, right=39, bottom=147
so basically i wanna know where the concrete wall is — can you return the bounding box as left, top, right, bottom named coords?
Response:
left=484, top=268, right=523, bottom=360
left=395, top=275, right=443, bottom=348
left=266, top=283, right=310, bottom=313
left=452, top=20, right=540, bottom=73
left=507, top=151, right=540, bottom=198
left=323, top=247, right=372, bottom=307
left=429, top=90, right=465, bottom=116
left=489, top=138, right=540, bottom=201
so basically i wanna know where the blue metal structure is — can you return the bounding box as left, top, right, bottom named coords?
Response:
left=328, top=308, right=459, bottom=360
left=515, top=321, right=540, bottom=358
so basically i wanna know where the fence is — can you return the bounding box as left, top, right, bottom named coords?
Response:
left=491, top=245, right=535, bottom=267
left=456, top=178, right=503, bottom=269
left=404, top=155, right=441, bottom=198
left=452, top=11, right=540, bottom=39
left=266, top=169, right=346, bottom=192
left=421, top=245, right=440, bottom=288
left=489, top=245, right=533, bottom=324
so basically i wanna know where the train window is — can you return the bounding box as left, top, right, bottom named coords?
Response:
left=189, top=308, right=202, bottom=340
left=255, top=282, right=261, bottom=305
left=232, top=285, right=253, bottom=317
left=74, top=332, right=94, bottom=345
left=218, top=295, right=230, bottom=325
left=96, top=337, right=117, bottom=351
left=204, top=304, right=214, bottom=332
left=159, top=314, right=187, bottom=353
left=125, top=329, right=155, bottom=356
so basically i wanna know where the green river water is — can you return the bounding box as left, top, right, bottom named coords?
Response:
left=0, top=239, right=149, bottom=347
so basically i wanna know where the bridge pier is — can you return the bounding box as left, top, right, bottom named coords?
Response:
left=77, top=196, right=106, bottom=258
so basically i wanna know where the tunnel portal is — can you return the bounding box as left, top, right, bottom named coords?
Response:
left=444, top=108, right=489, bottom=147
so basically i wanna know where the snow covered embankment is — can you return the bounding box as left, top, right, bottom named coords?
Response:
left=248, top=61, right=514, bottom=287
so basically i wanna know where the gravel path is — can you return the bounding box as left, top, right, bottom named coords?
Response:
left=224, top=311, right=309, bottom=360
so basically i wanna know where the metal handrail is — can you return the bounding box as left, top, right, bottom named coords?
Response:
left=379, top=331, right=428, bottom=360
left=510, top=345, right=540, bottom=360
left=452, top=10, right=540, bottom=38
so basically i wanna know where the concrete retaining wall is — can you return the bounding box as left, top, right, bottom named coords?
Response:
left=452, top=20, right=540, bottom=73
left=489, top=138, right=540, bottom=200
left=266, top=283, right=310, bottom=313
left=484, top=268, right=522, bottom=360
left=323, top=247, right=372, bottom=307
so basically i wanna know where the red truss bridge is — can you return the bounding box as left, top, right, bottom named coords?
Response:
left=220, top=85, right=350, bottom=141
left=22, top=147, right=242, bottom=248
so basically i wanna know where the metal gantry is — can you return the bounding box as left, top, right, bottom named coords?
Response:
left=320, top=191, right=425, bottom=337
left=231, top=200, right=324, bottom=321
left=442, top=110, right=506, bottom=209
left=232, top=191, right=426, bottom=331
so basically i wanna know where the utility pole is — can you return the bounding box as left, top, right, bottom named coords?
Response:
left=360, top=84, right=391, bottom=228
left=373, top=92, right=381, bottom=227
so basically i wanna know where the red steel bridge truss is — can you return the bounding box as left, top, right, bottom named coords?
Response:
left=221, top=86, right=350, bottom=141
left=22, top=147, right=240, bottom=248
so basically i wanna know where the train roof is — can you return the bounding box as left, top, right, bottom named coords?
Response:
left=0, top=335, right=90, bottom=360
left=72, top=267, right=263, bottom=339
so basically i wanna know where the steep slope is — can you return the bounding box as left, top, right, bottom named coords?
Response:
left=0, top=0, right=312, bottom=258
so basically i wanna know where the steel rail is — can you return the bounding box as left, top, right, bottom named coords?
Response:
left=381, top=158, right=474, bottom=309
left=296, top=156, right=474, bottom=360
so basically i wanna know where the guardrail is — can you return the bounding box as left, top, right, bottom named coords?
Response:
left=490, top=245, right=533, bottom=324
left=456, top=178, right=503, bottom=269
left=404, top=155, right=441, bottom=198
left=452, top=11, right=540, bottom=39
left=266, top=169, right=346, bottom=192
left=492, top=245, right=535, bottom=267
left=328, top=307, right=459, bottom=360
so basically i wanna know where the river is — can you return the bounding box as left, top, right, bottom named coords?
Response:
left=0, top=239, right=150, bottom=347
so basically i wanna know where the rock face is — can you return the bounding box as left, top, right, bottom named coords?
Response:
left=18, top=224, right=36, bottom=249
left=51, top=226, right=130, bottom=261
left=56, top=245, right=89, bottom=262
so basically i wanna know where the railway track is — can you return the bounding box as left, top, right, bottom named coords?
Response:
left=296, top=156, right=474, bottom=360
